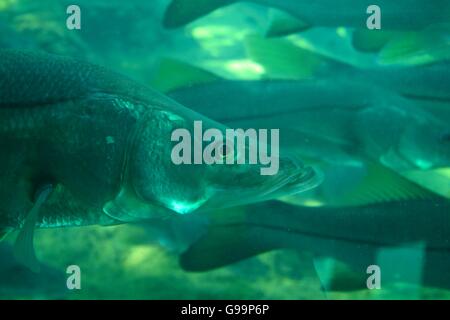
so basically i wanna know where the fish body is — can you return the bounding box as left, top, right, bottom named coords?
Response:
left=370, top=63, right=450, bottom=103
left=330, top=61, right=450, bottom=103
left=180, top=198, right=450, bottom=290
left=164, top=0, right=450, bottom=30
left=0, top=52, right=136, bottom=228
left=255, top=0, right=447, bottom=30
left=168, top=79, right=450, bottom=172
left=0, top=50, right=319, bottom=232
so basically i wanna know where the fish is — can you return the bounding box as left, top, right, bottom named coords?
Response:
left=361, top=62, right=450, bottom=103
left=242, top=34, right=450, bottom=102
left=314, top=59, right=450, bottom=103
left=165, top=72, right=450, bottom=200
left=163, top=0, right=450, bottom=31
left=0, top=50, right=320, bottom=271
left=178, top=197, right=450, bottom=291
left=137, top=161, right=434, bottom=259
left=168, top=78, right=450, bottom=172
left=164, top=0, right=450, bottom=68
left=0, top=243, right=66, bottom=298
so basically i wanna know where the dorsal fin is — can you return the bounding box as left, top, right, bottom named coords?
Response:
left=337, top=162, right=434, bottom=206
left=283, top=162, right=434, bottom=207
left=400, top=168, right=450, bottom=199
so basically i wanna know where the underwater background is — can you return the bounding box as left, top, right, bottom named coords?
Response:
left=0, top=0, right=449, bottom=299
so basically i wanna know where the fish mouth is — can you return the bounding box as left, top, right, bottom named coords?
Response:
left=257, top=161, right=323, bottom=200
left=200, top=159, right=323, bottom=210
left=269, top=165, right=323, bottom=197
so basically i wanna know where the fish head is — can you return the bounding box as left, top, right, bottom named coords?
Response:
left=195, top=152, right=322, bottom=210
left=398, top=119, right=450, bottom=170
left=104, top=104, right=321, bottom=222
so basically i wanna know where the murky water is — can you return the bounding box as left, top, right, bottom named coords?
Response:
left=0, top=0, right=449, bottom=299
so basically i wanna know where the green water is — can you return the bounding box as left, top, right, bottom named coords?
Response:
left=0, top=0, right=449, bottom=300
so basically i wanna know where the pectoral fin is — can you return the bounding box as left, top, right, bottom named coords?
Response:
left=14, top=184, right=53, bottom=273
left=103, top=186, right=169, bottom=223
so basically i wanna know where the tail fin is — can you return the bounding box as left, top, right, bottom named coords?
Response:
left=163, top=0, right=234, bottom=28
left=282, top=161, right=434, bottom=207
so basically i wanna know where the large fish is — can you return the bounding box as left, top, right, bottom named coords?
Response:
left=0, top=50, right=320, bottom=271
left=178, top=198, right=450, bottom=291
left=168, top=79, right=450, bottom=171
left=241, top=34, right=450, bottom=102
left=167, top=77, right=450, bottom=201
left=163, top=0, right=450, bottom=30
left=334, top=61, right=450, bottom=103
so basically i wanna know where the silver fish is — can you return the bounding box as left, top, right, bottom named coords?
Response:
left=179, top=198, right=450, bottom=291
left=168, top=79, right=450, bottom=173
left=0, top=50, right=319, bottom=271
